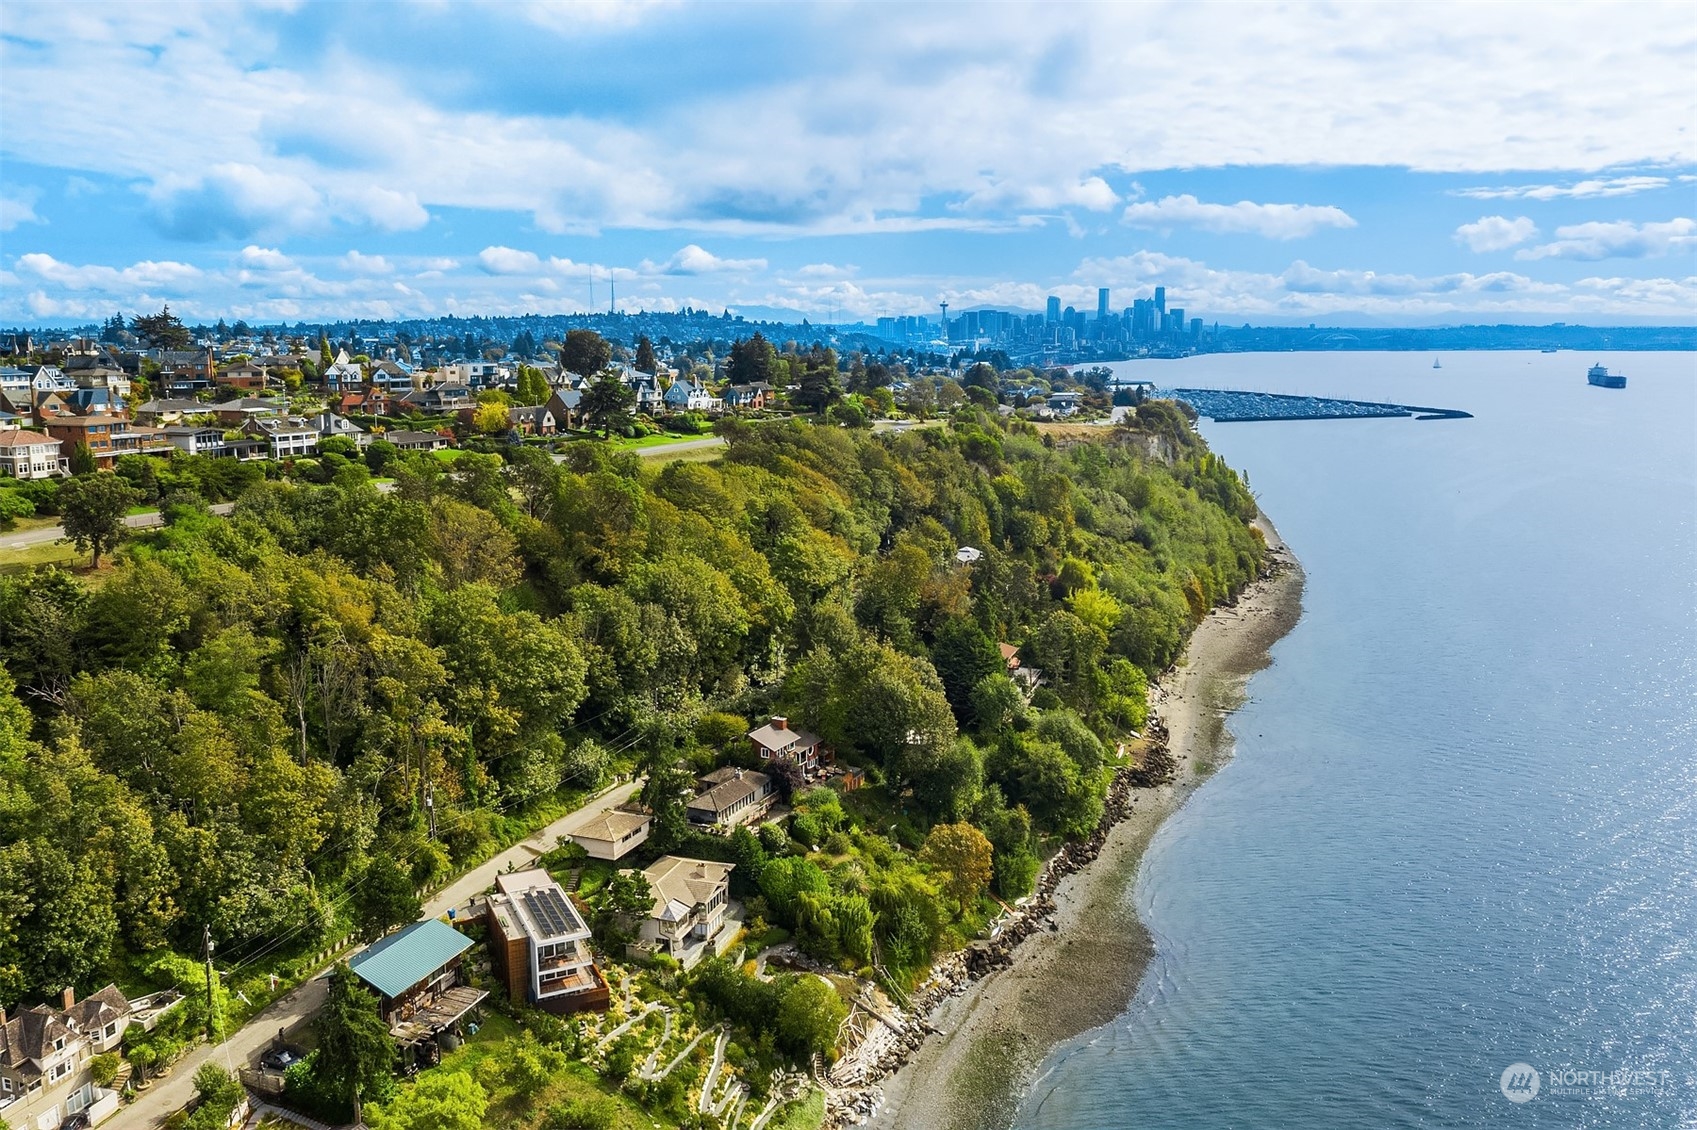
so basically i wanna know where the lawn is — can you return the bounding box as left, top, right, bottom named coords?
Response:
left=0, top=538, right=84, bottom=575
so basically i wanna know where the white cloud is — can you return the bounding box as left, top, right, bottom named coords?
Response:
left=0, top=192, right=42, bottom=232
left=646, top=245, right=767, bottom=275
left=1454, top=215, right=1538, bottom=252
left=16, top=252, right=202, bottom=291
left=341, top=250, right=393, bottom=275
left=1516, top=218, right=1697, bottom=260
left=1, top=3, right=1691, bottom=242
left=1122, top=195, right=1357, bottom=239
left=237, top=245, right=295, bottom=271
left=477, top=246, right=544, bottom=275
left=1454, top=176, right=1672, bottom=201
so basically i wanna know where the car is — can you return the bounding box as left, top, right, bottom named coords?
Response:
left=59, top=1114, right=91, bottom=1130
left=258, top=1044, right=306, bottom=1072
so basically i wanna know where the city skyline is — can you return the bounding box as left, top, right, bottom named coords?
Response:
left=2, top=2, right=1695, bottom=326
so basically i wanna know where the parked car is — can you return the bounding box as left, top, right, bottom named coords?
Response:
left=59, top=1114, right=91, bottom=1130
left=258, top=1044, right=306, bottom=1072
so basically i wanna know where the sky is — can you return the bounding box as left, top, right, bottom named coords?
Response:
left=1, top=1, right=1694, bottom=327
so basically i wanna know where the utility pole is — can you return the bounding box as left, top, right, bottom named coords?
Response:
left=202, top=925, right=217, bottom=1042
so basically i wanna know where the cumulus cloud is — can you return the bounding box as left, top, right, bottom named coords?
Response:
left=15, top=252, right=202, bottom=291
left=1454, top=175, right=1672, bottom=201
left=341, top=250, right=393, bottom=275
left=341, top=186, right=429, bottom=232
left=146, top=163, right=326, bottom=241
left=646, top=245, right=767, bottom=275
left=1454, top=215, right=1538, bottom=252
left=1515, top=218, right=1696, bottom=261
left=1122, top=195, right=1357, bottom=239
left=477, top=246, right=544, bottom=275
left=237, top=245, right=295, bottom=271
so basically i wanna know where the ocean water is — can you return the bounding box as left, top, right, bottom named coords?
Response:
left=1016, top=351, right=1697, bottom=1129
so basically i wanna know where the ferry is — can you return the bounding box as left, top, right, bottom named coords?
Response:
left=1586, top=363, right=1626, bottom=389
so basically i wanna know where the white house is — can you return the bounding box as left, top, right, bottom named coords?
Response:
left=624, top=856, right=737, bottom=968
left=568, top=809, right=651, bottom=861
left=0, top=985, right=131, bottom=1130
left=486, top=870, right=607, bottom=1015
left=0, top=430, right=65, bottom=480
left=662, top=379, right=720, bottom=413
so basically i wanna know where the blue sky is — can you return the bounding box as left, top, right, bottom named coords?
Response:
left=1, top=1, right=1694, bottom=326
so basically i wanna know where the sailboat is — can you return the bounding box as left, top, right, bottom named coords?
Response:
left=1432, top=357, right=1442, bottom=369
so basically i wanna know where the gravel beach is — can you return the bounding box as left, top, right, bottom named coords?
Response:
left=860, top=519, right=1305, bottom=1130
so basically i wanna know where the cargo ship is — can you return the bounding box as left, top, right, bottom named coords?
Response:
left=1587, top=363, right=1626, bottom=389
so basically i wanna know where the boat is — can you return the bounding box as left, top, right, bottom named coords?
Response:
left=1432, top=357, right=1442, bottom=369
left=1586, top=363, right=1626, bottom=389
left=1541, top=347, right=1558, bottom=353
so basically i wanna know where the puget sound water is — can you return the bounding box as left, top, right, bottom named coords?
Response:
left=1015, top=351, right=1697, bottom=1129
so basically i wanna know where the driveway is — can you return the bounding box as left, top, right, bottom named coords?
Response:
left=105, top=777, right=642, bottom=1128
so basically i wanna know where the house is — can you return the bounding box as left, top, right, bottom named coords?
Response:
left=998, top=643, right=1021, bottom=674
left=568, top=809, right=652, bottom=861
left=29, top=368, right=75, bottom=396
left=0, top=431, right=65, bottom=480
left=338, top=389, right=392, bottom=417
left=385, top=429, right=449, bottom=452
left=542, top=388, right=582, bottom=431
left=0, top=985, right=130, bottom=1130
left=485, top=870, right=609, bottom=1015
left=36, top=414, right=126, bottom=467
left=132, top=399, right=210, bottom=426
left=1000, top=642, right=1041, bottom=691
left=747, top=716, right=825, bottom=776
left=163, top=426, right=230, bottom=458
left=687, top=768, right=774, bottom=829
left=394, top=384, right=475, bottom=414
left=348, top=919, right=486, bottom=1044
left=209, top=397, right=285, bottom=426
left=242, top=417, right=318, bottom=459
left=1045, top=391, right=1083, bottom=417
left=367, top=360, right=414, bottom=393
left=216, top=360, right=267, bottom=391
left=954, top=546, right=984, bottom=564
left=627, top=373, right=662, bottom=412
left=624, top=856, right=737, bottom=968
left=321, top=349, right=365, bottom=393
left=662, top=379, right=720, bottom=413
left=439, top=360, right=506, bottom=389
left=722, top=383, right=771, bottom=411
left=307, top=411, right=369, bottom=448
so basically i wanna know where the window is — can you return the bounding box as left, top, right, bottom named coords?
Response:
left=3, top=1076, right=13, bottom=1092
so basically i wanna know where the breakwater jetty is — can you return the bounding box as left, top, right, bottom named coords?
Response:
left=1156, top=387, right=1471, bottom=422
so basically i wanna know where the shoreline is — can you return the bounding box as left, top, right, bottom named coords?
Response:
left=834, top=517, right=1305, bottom=1130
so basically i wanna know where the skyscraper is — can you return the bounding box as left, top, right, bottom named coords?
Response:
left=1046, top=296, right=1061, bottom=323
left=1097, top=288, right=1110, bottom=319
left=1154, top=286, right=1166, bottom=315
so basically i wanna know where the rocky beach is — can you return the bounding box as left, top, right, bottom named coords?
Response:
left=829, top=518, right=1305, bottom=1130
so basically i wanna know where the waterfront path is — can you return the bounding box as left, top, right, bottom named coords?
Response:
left=107, top=777, right=642, bottom=1129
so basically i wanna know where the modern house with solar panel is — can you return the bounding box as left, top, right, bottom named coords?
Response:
left=486, top=869, right=610, bottom=1015
left=347, top=919, right=486, bottom=1048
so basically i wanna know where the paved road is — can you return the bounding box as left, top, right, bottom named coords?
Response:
left=107, top=778, right=642, bottom=1128
left=0, top=504, right=239, bottom=551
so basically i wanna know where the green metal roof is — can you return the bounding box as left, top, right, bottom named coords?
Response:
left=349, top=919, right=472, bottom=1000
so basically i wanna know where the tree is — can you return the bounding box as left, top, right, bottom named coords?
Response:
left=57, top=473, right=139, bottom=568
left=356, top=853, right=420, bottom=940
left=67, top=442, right=97, bottom=476
left=775, top=974, right=847, bottom=1060
left=558, top=329, right=611, bottom=378
left=581, top=376, right=634, bottom=437
left=930, top=616, right=1003, bottom=720
left=366, top=1070, right=486, bottom=1130
left=315, top=962, right=396, bottom=1125
left=131, top=306, right=193, bottom=349
left=919, top=822, right=994, bottom=912
left=634, top=335, right=658, bottom=374
left=470, top=401, right=509, bottom=435
left=726, top=333, right=775, bottom=386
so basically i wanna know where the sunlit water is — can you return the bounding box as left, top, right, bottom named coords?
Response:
left=1016, top=351, right=1697, bottom=1129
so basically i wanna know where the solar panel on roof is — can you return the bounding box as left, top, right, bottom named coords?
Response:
left=521, top=888, right=577, bottom=938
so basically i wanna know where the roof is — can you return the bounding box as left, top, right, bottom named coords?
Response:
left=493, top=869, right=589, bottom=943
left=689, top=774, right=767, bottom=818
left=638, top=856, right=734, bottom=922
left=748, top=721, right=821, bottom=755
left=67, top=984, right=131, bottom=1032
left=349, top=919, right=472, bottom=1000
left=999, top=643, right=1020, bottom=663
left=572, top=809, right=651, bottom=842
left=0, top=1005, right=72, bottom=1076
left=0, top=428, right=57, bottom=446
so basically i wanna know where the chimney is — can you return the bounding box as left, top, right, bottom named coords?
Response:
left=61, top=986, right=75, bottom=1011
left=734, top=768, right=744, bottom=779
left=771, top=716, right=788, bottom=731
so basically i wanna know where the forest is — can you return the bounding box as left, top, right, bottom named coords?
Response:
left=0, top=400, right=1263, bottom=1018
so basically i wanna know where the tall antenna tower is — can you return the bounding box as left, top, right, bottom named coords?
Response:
left=609, top=272, right=616, bottom=315
left=939, top=301, right=949, bottom=345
